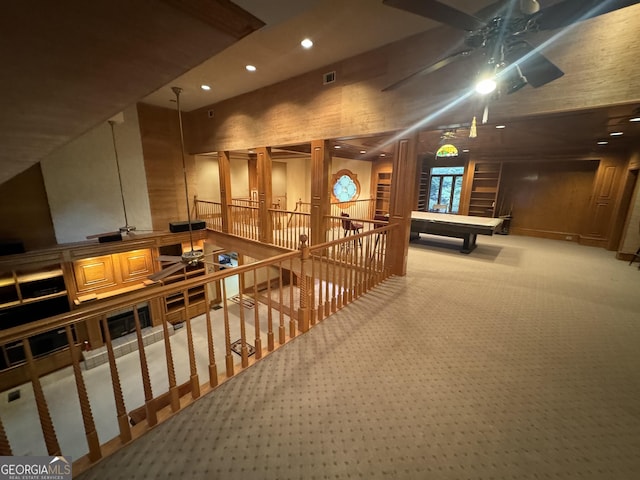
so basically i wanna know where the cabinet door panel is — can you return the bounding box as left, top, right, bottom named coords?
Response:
left=74, top=255, right=116, bottom=292
left=118, top=249, right=152, bottom=283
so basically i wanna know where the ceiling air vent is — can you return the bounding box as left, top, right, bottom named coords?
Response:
left=323, top=71, right=336, bottom=85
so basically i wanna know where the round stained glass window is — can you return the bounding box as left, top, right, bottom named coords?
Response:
left=333, top=174, right=358, bottom=202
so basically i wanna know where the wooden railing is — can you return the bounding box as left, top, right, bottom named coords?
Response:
left=269, top=208, right=311, bottom=250
left=331, top=198, right=375, bottom=220
left=231, top=198, right=259, bottom=208
left=195, top=199, right=223, bottom=231
left=0, top=226, right=394, bottom=474
left=229, top=204, right=259, bottom=240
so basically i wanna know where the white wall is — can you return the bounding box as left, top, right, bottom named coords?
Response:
left=41, top=106, right=152, bottom=244
left=272, top=161, right=287, bottom=208
left=195, top=155, right=220, bottom=202
left=276, top=156, right=310, bottom=210
left=230, top=156, right=249, bottom=199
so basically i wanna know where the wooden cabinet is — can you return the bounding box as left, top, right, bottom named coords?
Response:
left=74, top=255, right=117, bottom=293
left=0, top=265, right=69, bottom=324
left=375, top=172, right=392, bottom=215
left=72, top=249, right=153, bottom=301
left=468, top=162, right=502, bottom=217
left=0, top=263, right=70, bottom=370
left=158, top=243, right=207, bottom=325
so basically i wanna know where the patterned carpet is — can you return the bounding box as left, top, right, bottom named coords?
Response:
left=79, top=234, right=640, bottom=479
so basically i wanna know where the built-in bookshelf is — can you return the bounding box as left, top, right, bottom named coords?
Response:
left=375, top=172, right=392, bottom=215
left=468, top=162, right=502, bottom=217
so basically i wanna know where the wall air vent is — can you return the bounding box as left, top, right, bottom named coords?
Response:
left=323, top=71, right=336, bottom=85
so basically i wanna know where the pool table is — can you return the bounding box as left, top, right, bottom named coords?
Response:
left=410, top=211, right=503, bottom=253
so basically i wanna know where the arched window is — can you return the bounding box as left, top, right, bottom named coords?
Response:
left=331, top=169, right=360, bottom=204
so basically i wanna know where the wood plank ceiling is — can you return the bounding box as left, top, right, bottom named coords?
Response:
left=0, top=0, right=264, bottom=186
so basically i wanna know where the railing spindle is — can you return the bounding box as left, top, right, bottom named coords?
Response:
left=288, top=257, right=296, bottom=339
left=237, top=286, right=249, bottom=368
left=221, top=278, right=234, bottom=377
left=22, top=338, right=61, bottom=455
left=100, top=314, right=131, bottom=443
left=182, top=290, right=201, bottom=399
left=278, top=262, right=285, bottom=345
left=253, top=269, right=262, bottom=359
left=0, top=414, right=12, bottom=456
left=133, top=306, right=156, bottom=426
left=64, top=325, right=101, bottom=461
left=203, top=285, right=218, bottom=387
left=266, top=266, right=274, bottom=351
left=160, top=310, right=180, bottom=412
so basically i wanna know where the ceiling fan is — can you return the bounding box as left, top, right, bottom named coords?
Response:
left=382, top=0, right=640, bottom=94
left=148, top=87, right=222, bottom=282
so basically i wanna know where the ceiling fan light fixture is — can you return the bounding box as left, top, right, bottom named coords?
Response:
left=475, top=77, right=497, bottom=95
left=520, top=0, right=540, bottom=15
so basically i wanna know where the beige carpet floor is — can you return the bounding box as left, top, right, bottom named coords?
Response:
left=78, top=234, right=640, bottom=479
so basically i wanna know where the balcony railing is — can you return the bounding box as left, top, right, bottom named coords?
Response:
left=0, top=227, right=394, bottom=475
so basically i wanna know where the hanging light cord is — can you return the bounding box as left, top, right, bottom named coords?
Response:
left=109, top=120, right=129, bottom=229
left=172, top=86, right=195, bottom=253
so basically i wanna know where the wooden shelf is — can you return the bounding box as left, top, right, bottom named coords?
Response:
left=17, top=267, right=63, bottom=283
left=469, top=162, right=502, bottom=218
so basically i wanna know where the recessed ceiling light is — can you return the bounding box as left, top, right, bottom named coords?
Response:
left=360, top=150, right=366, bottom=154
left=495, top=125, right=506, bottom=129
left=301, top=38, right=313, bottom=49
left=200, top=84, right=211, bottom=91
left=462, top=149, right=470, bottom=153
left=245, top=65, right=256, bottom=72
left=630, top=116, right=640, bottom=122
left=334, top=145, right=341, bottom=149
left=609, top=131, right=624, bottom=136
left=380, top=153, right=386, bottom=157
left=597, top=140, right=609, bottom=145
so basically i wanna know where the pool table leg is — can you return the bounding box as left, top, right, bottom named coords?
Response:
left=461, top=233, right=477, bottom=254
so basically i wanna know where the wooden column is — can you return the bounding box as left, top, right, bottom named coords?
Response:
left=256, top=147, right=273, bottom=244
left=387, top=134, right=419, bottom=276
left=310, top=140, right=331, bottom=246
left=218, top=150, right=232, bottom=234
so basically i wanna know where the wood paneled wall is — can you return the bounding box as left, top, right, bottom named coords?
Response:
left=137, top=103, right=198, bottom=232
left=499, top=160, right=599, bottom=241
left=0, top=164, right=56, bottom=251
left=185, top=5, right=640, bottom=154
left=496, top=153, right=628, bottom=247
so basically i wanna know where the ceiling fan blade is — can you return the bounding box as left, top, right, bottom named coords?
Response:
left=157, top=255, right=183, bottom=263
left=382, top=0, right=485, bottom=31
left=87, top=231, right=120, bottom=240
left=534, top=0, right=640, bottom=31
left=382, top=49, right=473, bottom=92
left=148, top=261, right=186, bottom=282
left=505, top=40, right=564, bottom=88
left=473, top=0, right=520, bottom=22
